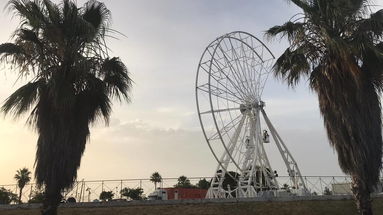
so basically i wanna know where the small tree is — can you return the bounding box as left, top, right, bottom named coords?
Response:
left=0, top=187, right=18, bottom=204
left=150, top=172, right=162, bottom=190
left=174, top=176, right=195, bottom=188
left=120, top=187, right=144, bottom=200
left=28, top=189, right=45, bottom=204
left=14, top=167, right=31, bottom=203
left=196, top=178, right=210, bottom=189
left=99, top=191, right=114, bottom=201
left=324, top=187, right=332, bottom=196
left=221, top=171, right=240, bottom=192
left=281, top=183, right=291, bottom=193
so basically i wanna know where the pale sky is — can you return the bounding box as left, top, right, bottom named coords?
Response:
left=1, top=0, right=382, bottom=185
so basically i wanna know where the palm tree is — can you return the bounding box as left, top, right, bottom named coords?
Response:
left=266, top=1, right=383, bottom=214
left=150, top=172, right=162, bottom=190
left=0, top=1, right=132, bottom=214
left=14, top=167, right=31, bottom=203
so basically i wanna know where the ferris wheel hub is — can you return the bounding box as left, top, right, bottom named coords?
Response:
left=239, top=101, right=265, bottom=114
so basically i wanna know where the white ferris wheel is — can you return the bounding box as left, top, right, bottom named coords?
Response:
left=195, top=31, right=308, bottom=198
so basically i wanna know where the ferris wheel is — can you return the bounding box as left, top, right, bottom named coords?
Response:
left=195, top=31, right=307, bottom=198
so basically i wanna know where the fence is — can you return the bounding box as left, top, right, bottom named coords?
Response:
left=1, top=176, right=382, bottom=203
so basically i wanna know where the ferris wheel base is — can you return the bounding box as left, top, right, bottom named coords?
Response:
left=206, top=187, right=311, bottom=199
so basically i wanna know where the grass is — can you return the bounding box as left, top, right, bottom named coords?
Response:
left=1, top=197, right=382, bottom=215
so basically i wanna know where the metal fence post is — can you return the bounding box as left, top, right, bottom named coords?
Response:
left=29, top=184, right=33, bottom=202
left=120, top=180, right=123, bottom=199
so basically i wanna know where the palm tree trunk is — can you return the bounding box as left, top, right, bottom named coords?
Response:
left=41, top=186, right=61, bottom=215
left=18, top=187, right=23, bottom=204
left=351, top=175, right=373, bottom=215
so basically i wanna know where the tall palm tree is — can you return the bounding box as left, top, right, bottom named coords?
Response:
left=0, top=0, right=132, bottom=214
left=150, top=172, right=162, bottom=190
left=14, top=167, right=31, bottom=203
left=266, top=0, right=383, bottom=214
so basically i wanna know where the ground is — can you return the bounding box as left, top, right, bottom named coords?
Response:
left=1, top=197, right=382, bottom=215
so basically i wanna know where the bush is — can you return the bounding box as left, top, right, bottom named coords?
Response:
left=99, top=191, right=114, bottom=201
left=67, top=197, right=76, bottom=203
left=0, top=187, right=18, bottom=204
left=120, top=187, right=144, bottom=200
left=28, top=190, right=45, bottom=203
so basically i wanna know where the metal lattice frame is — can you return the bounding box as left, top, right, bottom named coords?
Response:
left=195, top=31, right=308, bottom=198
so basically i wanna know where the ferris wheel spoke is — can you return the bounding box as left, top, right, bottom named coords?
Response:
left=216, top=45, right=250, bottom=99
left=239, top=40, right=259, bottom=100
left=209, top=58, right=247, bottom=101
left=209, top=73, right=246, bottom=102
left=231, top=116, right=249, bottom=163
left=208, top=59, right=246, bottom=102
left=200, top=107, right=240, bottom=115
left=219, top=47, right=251, bottom=99
left=258, top=58, right=274, bottom=97
left=208, top=113, right=242, bottom=140
left=197, top=83, right=242, bottom=104
left=226, top=38, right=254, bottom=99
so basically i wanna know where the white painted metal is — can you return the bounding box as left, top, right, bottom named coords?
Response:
left=196, top=31, right=308, bottom=198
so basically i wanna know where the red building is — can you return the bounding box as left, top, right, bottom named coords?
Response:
left=148, top=188, right=207, bottom=200
left=164, top=188, right=207, bottom=200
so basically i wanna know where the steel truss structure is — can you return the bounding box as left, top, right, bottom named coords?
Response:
left=195, top=31, right=308, bottom=198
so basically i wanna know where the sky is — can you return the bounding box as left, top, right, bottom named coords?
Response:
left=0, top=0, right=382, bottom=185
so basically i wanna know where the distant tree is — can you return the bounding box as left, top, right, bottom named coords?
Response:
left=0, top=187, right=18, bottom=204
left=66, top=197, right=76, bottom=203
left=150, top=172, right=162, bottom=190
left=324, top=187, right=332, bottom=196
left=210, top=171, right=240, bottom=197
left=174, top=176, right=195, bottom=188
left=28, top=190, right=45, bottom=204
left=120, top=187, right=144, bottom=200
left=196, top=178, right=210, bottom=189
left=281, top=183, right=291, bottom=193
left=99, top=191, right=114, bottom=201
left=14, top=167, right=31, bottom=203
left=221, top=171, right=239, bottom=192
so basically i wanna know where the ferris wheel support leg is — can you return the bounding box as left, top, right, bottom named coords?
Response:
left=261, top=108, right=308, bottom=193
left=255, top=108, right=280, bottom=190
left=206, top=116, right=246, bottom=199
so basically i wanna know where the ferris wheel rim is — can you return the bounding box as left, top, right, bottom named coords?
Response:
left=196, top=31, right=275, bottom=177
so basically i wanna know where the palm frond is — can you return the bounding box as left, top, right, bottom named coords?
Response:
left=17, top=28, right=42, bottom=46
left=273, top=47, right=310, bottom=86
left=265, top=21, right=304, bottom=42
left=7, top=0, right=48, bottom=29
left=100, top=57, right=132, bottom=101
left=288, top=0, right=312, bottom=12
left=0, top=43, right=24, bottom=57
left=356, top=9, right=383, bottom=37
left=43, top=0, right=60, bottom=25
left=82, top=0, right=110, bottom=31
left=2, top=79, right=42, bottom=117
